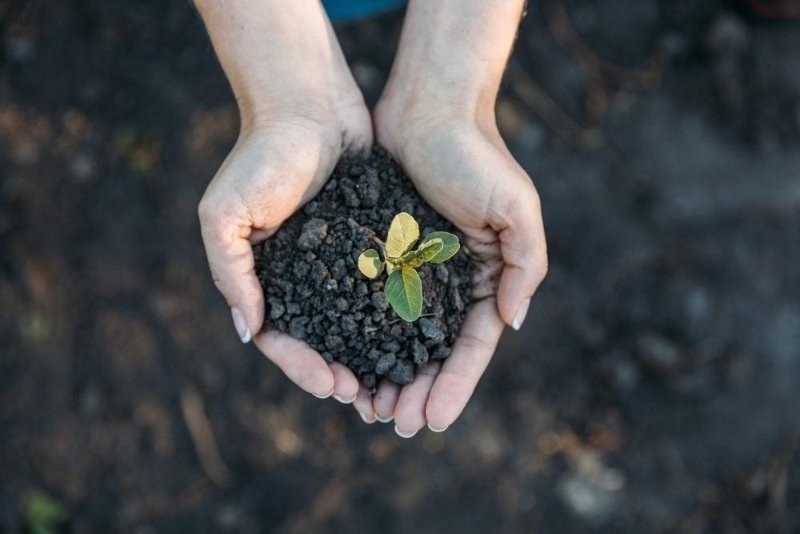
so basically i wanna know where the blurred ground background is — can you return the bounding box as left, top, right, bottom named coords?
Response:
left=2, top=0, right=800, bottom=532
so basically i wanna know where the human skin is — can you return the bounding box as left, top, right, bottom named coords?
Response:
left=194, top=0, right=547, bottom=434
left=365, top=0, right=548, bottom=435
left=194, top=0, right=371, bottom=402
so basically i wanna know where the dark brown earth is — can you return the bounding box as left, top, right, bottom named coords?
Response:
left=2, top=1, right=800, bottom=533
left=254, top=149, right=471, bottom=387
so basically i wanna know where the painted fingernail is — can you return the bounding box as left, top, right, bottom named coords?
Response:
left=333, top=394, right=357, bottom=404
left=359, top=411, right=376, bottom=424
left=512, top=298, right=531, bottom=331
left=376, top=413, right=393, bottom=423
left=231, top=307, right=251, bottom=343
left=312, top=389, right=333, bottom=399
left=427, top=423, right=448, bottom=433
left=394, top=426, right=418, bottom=439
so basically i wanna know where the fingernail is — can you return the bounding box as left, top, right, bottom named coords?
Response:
left=312, top=389, right=334, bottom=399
left=394, top=426, right=418, bottom=439
left=427, top=423, right=448, bottom=433
left=376, top=413, right=393, bottom=423
left=359, top=411, right=376, bottom=424
left=512, top=298, right=531, bottom=331
left=231, top=307, right=251, bottom=343
left=333, top=394, right=357, bottom=404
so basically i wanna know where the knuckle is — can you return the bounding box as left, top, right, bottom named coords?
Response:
left=459, top=334, right=485, bottom=357
left=211, top=275, right=226, bottom=293
left=509, top=173, right=540, bottom=208
left=418, top=362, right=441, bottom=378
left=507, top=186, right=542, bottom=230
left=197, top=195, right=217, bottom=227
left=198, top=196, right=238, bottom=244
left=533, top=256, right=549, bottom=285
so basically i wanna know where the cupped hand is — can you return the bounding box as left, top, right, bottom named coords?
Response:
left=195, top=0, right=375, bottom=402
left=364, top=101, right=549, bottom=435
left=198, top=101, right=371, bottom=403
left=194, top=0, right=543, bottom=427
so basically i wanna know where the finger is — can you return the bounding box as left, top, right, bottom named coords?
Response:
left=425, top=299, right=504, bottom=431
left=329, top=363, right=359, bottom=404
left=198, top=198, right=264, bottom=342
left=393, top=362, right=441, bottom=438
left=253, top=330, right=334, bottom=397
left=373, top=380, right=401, bottom=423
left=352, top=384, right=376, bottom=424
left=491, top=184, right=548, bottom=330
left=248, top=228, right=276, bottom=244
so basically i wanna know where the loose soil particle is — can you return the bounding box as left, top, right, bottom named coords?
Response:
left=254, top=148, right=473, bottom=388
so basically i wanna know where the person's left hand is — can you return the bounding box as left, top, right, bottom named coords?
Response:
left=195, top=0, right=374, bottom=405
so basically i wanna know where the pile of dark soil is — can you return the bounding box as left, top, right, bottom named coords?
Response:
left=253, top=148, right=473, bottom=388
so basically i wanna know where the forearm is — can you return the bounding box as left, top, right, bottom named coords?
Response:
left=382, top=0, right=525, bottom=120
left=194, top=0, right=353, bottom=129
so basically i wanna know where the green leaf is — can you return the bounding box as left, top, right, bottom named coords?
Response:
left=421, top=231, right=460, bottom=263
left=405, top=257, right=423, bottom=268
left=26, top=493, right=66, bottom=534
left=415, top=237, right=444, bottom=262
left=357, top=249, right=383, bottom=279
left=385, top=212, right=419, bottom=258
left=384, top=266, right=423, bottom=322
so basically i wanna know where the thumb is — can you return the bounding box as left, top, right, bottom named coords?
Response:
left=493, top=183, right=548, bottom=330
left=198, top=197, right=265, bottom=343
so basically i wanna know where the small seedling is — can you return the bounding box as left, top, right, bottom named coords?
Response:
left=357, top=212, right=460, bottom=322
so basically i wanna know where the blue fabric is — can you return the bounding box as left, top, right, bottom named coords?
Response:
left=322, top=0, right=406, bottom=21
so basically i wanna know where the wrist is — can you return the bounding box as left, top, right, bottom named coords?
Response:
left=235, top=91, right=336, bottom=138
left=376, top=74, right=494, bottom=126
left=375, top=71, right=498, bottom=157
left=376, top=0, right=524, bottom=150
left=196, top=0, right=361, bottom=136
left=377, top=31, right=501, bottom=127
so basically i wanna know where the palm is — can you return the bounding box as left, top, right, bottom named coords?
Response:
left=216, top=124, right=341, bottom=237
left=364, top=118, right=547, bottom=434
left=200, top=106, right=373, bottom=401
left=247, top=113, right=374, bottom=400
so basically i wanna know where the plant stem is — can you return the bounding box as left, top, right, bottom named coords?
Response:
left=371, top=236, right=389, bottom=260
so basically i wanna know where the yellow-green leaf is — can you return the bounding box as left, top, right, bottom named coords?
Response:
left=385, top=212, right=419, bottom=258
left=405, top=257, right=423, bottom=268
left=384, top=266, right=423, bottom=322
left=415, top=237, right=444, bottom=262
left=421, top=231, right=460, bottom=263
left=357, top=249, right=383, bottom=279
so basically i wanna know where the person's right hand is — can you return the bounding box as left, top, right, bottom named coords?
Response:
left=367, top=100, right=548, bottom=435
left=195, top=0, right=371, bottom=402
left=356, top=0, right=546, bottom=434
